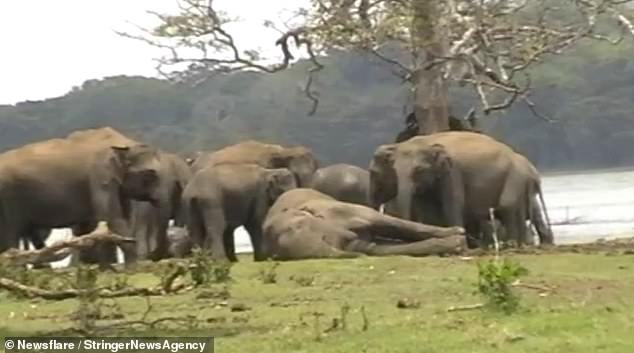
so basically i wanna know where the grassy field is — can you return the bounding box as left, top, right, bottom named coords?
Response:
left=1, top=249, right=634, bottom=353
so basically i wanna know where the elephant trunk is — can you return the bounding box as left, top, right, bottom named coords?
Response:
left=396, top=177, right=413, bottom=221
left=368, top=189, right=382, bottom=211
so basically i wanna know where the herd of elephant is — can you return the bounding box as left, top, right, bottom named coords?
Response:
left=0, top=126, right=553, bottom=267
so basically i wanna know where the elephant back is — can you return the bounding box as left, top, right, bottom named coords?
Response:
left=403, top=131, right=516, bottom=169
left=191, top=140, right=282, bottom=171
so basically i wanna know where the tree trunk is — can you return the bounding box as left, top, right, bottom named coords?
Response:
left=412, top=0, right=450, bottom=135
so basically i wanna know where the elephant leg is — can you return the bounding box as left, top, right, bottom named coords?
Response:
left=24, top=228, right=52, bottom=269
left=202, top=206, right=229, bottom=261
left=223, top=226, right=238, bottom=262
left=308, top=226, right=366, bottom=259
left=69, top=221, right=117, bottom=270
left=151, top=204, right=172, bottom=261
left=99, top=243, right=119, bottom=270
left=365, top=235, right=466, bottom=257
left=464, top=217, right=483, bottom=249
left=121, top=219, right=141, bottom=267
left=245, top=223, right=264, bottom=261
left=28, top=228, right=49, bottom=249
left=187, top=200, right=206, bottom=249
left=0, top=212, right=22, bottom=253
left=145, top=217, right=170, bottom=262
left=498, top=207, right=527, bottom=247
left=323, top=203, right=464, bottom=242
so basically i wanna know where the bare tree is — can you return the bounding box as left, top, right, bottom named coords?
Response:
left=122, top=0, right=634, bottom=134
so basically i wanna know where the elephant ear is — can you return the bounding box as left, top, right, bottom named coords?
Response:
left=270, top=151, right=292, bottom=169
left=266, top=170, right=296, bottom=204
left=429, top=143, right=453, bottom=176
left=107, top=145, right=131, bottom=184
left=371, top=144, right=396, bottom=170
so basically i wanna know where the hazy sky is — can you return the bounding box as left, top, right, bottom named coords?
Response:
left=0, top=0, right=306, bottom=105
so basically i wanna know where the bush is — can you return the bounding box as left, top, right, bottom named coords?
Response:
left=477, top=258, right=528, bottom=314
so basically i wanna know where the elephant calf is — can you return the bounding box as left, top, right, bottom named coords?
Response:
left=310, top=163, right=370, bottom=206
left=261, top=189, right=466, bottom=261
left=182, top=163, right=297, bottom=262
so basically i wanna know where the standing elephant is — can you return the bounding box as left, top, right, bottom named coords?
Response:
left=310, top=163, right=370, bottom=206
left=26, top=152, right=193, bottom=266
left=462, top=152, right=552, bottom=248
left=0, top=127, right=162, bottom=268
left=369, top=131, right=552, bottom=247
left=261, top=188, right=466, bottom=260
left=190, top=140, right=318, bottom=187
left=182, top=163, right=297, bottom=262
left=127, top=152, right=192, bottom=263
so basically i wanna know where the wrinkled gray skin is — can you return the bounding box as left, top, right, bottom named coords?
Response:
left=182, top=163, right=297, bottom=262
left=261, top=189, right=466, bottom=261
left=189, top=140, right=318, bottom=187
left=0, top=127, right=162, bottom=269
left=370, top=132, right=552, bottom=248
left=473, top=152, right=552, bottom=247
left=19, top=150, right=193, bottom=267
left=310, top=163, right=370, bottom=206
left=126, top=152, right=192, bottom=263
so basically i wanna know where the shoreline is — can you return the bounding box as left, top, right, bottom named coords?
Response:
left=542, top=165, right=634, bottom=177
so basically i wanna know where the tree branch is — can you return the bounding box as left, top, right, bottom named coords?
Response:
left=0, top=222, right=135, bottom=266
left=127, top=0, right=634, bottom=118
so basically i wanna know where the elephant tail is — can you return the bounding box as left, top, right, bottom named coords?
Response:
left=538, top=184, right=553, bottom=240
left=534, top=182, right=554, bottom=245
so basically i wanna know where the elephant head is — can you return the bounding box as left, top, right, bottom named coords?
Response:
left=371, top=141, right=461, bottom=225
left=271, top=146, right=319, bottom=187
left=369, top=144, right=398, bottom=210
left=110, top=144, right=162, bottom=205
left=265, top=168, right=298, bottom=205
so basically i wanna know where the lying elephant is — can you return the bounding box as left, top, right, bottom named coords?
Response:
left=261, top=189, right=466, bottom=260
left=182, top=163, right=297, bottom=261
left=310, top=163, right=370, bottom=206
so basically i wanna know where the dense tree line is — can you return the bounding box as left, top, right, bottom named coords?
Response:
left=1, top=41, right=633, bottom=171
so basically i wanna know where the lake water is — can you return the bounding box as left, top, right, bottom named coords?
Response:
left=540, top=168, right=634, bottom=244
left=45, top=168, right=634, bottom=265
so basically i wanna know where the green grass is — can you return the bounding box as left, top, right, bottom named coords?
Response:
left=1, top=253, right=633, bottom=352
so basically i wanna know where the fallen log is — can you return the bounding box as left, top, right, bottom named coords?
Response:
left=0, top=222, right=135, bottom=266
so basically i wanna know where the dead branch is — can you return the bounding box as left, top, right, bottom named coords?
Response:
left=0, top=222, right=135, bottom=266
left=126, top=0, right=634, bottom=118
left=511, top=280, right=556, bottom=293
left=119, top=0, right=324, bottom=115
left=447, top=303, right=485, bottom=312
left=0, top=277, right=189, bottom=301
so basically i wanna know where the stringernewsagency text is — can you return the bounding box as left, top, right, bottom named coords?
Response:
left=4, top=337, right=214, bottom=353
